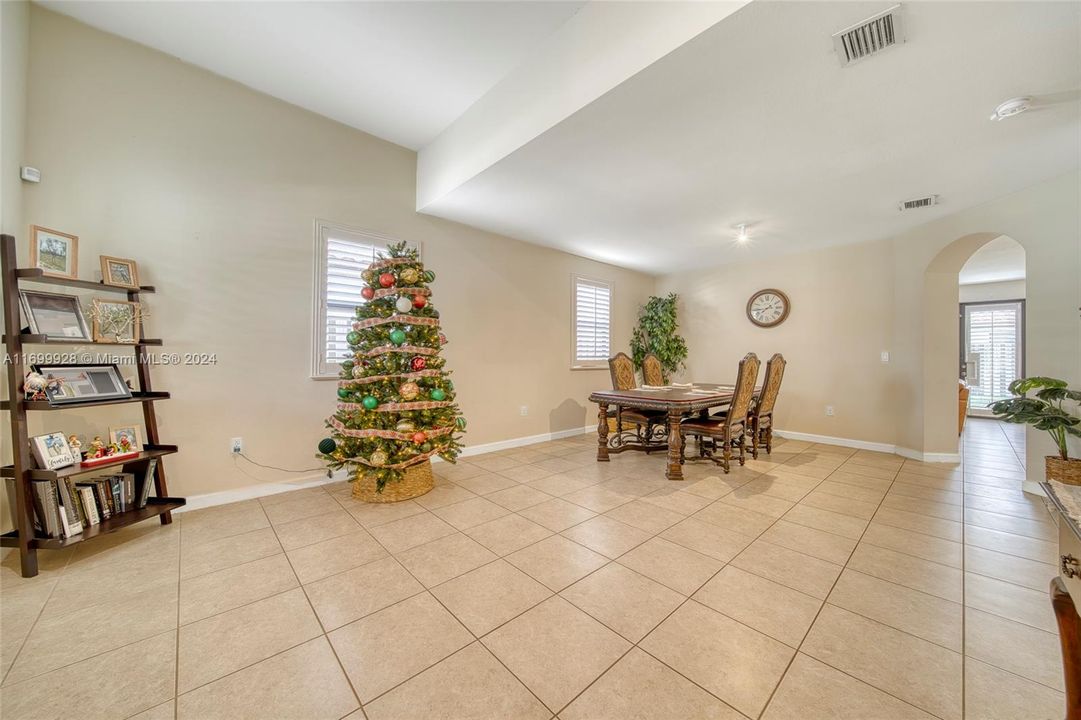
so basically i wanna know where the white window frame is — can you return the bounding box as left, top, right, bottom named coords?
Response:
left=571, top=274, right=612, bottom=370
left=311, top=220, right=420, bottom=379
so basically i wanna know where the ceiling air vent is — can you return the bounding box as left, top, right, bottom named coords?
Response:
left=833, top=4, right=905, bottom=67
left=898, top=195, right=939, bottom=212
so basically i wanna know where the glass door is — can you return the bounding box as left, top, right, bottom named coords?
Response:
left=961, top=301, right=1024, bottom=416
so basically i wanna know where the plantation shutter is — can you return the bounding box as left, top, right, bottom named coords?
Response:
left=313, top=222, right=418, bottom=378
left=574, top=277, right=611, bottom=365
left=964, top=302, right=1023, bottom=412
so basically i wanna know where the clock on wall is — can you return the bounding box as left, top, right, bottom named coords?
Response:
left=746, top=289, right=790, bottom=328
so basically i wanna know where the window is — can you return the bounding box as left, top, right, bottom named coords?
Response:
left=312, top=221, right=417, bottom=378
left=962, top=300, right=1024, bottom=414
left=572, top=276, right=611, bottom=368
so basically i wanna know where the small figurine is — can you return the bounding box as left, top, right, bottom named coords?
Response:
left=116, top=434, right=133, bottom=453
left=88, top=436, right=106, bottom=459
left=67, top=435, right=83, bottom=460
left=23, top=371, right=47, bottom=401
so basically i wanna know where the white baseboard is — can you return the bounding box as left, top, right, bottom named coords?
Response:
left=176, top=425, right=594, bottom=513
left=774, top=429, right=961, bottom=464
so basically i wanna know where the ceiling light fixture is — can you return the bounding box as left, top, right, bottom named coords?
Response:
left=736, top=224, right=749, bottom=242
left=990, top=96, right=1032, bottom=121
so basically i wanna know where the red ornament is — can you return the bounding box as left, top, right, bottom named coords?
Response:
left=412, top=431, right=427, bottom=444
left=378, top=273, right=396, bottom=288
left=410, top=356, right=427, bottom=371
left=361, top=286, right=375, bottom=300
left=412, top=294, right=427, bottom=309
left=439, top=333, right=448, bottom=345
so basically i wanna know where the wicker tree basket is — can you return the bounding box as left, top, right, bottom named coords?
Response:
left=352, top=460, right=434, bottom=503
left=1046, top=457, right=1081, bottom=486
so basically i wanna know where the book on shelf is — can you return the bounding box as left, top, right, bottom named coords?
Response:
left=54, top=477, right=84, bottom=538
left=77, top=486, right=100, bottom=526
left=81, top=480, right=111, bottom=519
left=32, top=480, right=61, bottom=538
left=137, top=458, right=158, bottom=508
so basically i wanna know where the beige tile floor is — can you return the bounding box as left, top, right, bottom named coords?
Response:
left=0, top=418, right=1067, bottom=719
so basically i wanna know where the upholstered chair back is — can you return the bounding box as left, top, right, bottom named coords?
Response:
left=641, top=354, right=665, bottom=386
left=728, top=353, right=761, bottom=425
left=608, top=353, right=637, bottom=391
left=756, top=354, right=786, bottom=416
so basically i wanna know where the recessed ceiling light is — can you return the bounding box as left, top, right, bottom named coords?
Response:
left=736, top=224, right=749, bottom=242
left=990, top=96, right=1032, bottom=121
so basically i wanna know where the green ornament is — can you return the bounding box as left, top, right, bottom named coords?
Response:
left=346, top=331, right=361, bottom=345
left=318, top=437, right=336, bottom=454
left=423, top=269, right=436, bottom=283
left=447, top=380, right=455, bottom=392
left=430, top=388, right=446, bottom=401
left=341, top=359, right=354, bottom=372
left=337, top=387, right=351, bottom=399
left=362, top=395, right=378, bottom=410
left=389, top=328, right=407, bottom=345
left=420, top=442, right=433, bottom=452
left=456, top=416, right=467, bottom=430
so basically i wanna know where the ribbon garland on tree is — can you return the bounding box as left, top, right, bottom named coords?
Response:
left=318, top=241, right=465, bottom=491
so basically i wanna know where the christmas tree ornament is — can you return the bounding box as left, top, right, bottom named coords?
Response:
left=395, top=296, right=413, bottom=313
left=337, top=387, right=351, bottom=399
left=412, top=431, right=427, bottom=444
left=395, top=420, right=415, bottom=433
left=456, top=416, right=467, bottom=430
left=439, top=333, right=448, bottom=345
left=423, top=270, right=436, bottom=283
left=352, top=365, right=366, bottom=379
left=341, top=359, right=354, bottom=372
left=412, top=294, right=427, bottom=309
left=420, top=442, right=433, bottom=452
left=400, top=267, right=419, bottom=284
left=378, top=272, right=396, bottom=288
left=430, top=388, right=446, bottom=401
left=389, top=328, right=407, bottom=345
left=369, top=450, right=388, bottom=467
left=318, top=438, right=336, bottom=454
left=346, top=331, right=361, bottom=345
left=410, top=356, right=427, bottom=371
left=361, top=286, right=375, bottom=300
left=399, top=381, right=420, bottom=400
left=361, top=395, right=379, bottom=410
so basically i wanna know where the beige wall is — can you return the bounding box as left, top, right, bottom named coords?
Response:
left=657, top=239, right=898, bottom=447
left=5, top=8, right=654, bottom=506
left=1, top=0, right=29, bottom=236
left=959, top=280, right=1026, bottom=303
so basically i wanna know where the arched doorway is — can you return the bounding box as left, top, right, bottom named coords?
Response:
left=920, top=232, right=1027, bottom=459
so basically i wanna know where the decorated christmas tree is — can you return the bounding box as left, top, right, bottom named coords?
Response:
left=319, top=242, right=464, bottom=494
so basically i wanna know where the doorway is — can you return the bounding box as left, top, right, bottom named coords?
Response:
left=961, top=300, right=1025, bottom=415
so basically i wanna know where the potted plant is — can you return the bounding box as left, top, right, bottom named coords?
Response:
left=990, top=377, right=1081, bottom=485
left=630, top=293, right=689, bottom=384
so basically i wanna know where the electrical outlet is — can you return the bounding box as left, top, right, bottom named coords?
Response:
left=230, top=437, right=243, bottom=454
left=520, top=406, right=529, bottom=417
left=881, top=351, right=890, bottom=363
left=825, top=406, right=835, bottom=417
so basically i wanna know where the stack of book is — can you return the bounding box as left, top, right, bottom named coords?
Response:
left=13, top=459, right=158, bottom=539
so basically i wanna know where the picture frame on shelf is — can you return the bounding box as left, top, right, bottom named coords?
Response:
left=29, top=432, right=77, bottom=471
left=31, top=363, right=133, bottom=406
left=90, top=298, right=141, bottom=344
left=99, top=255, right=139, bottom=289
left=29, top=226, right=79, bottom=279
left=19, top=289, right=92, bottom=340
left=109, top=424, right=144, bottom=454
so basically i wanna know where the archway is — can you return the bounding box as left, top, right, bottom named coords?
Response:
left=920, top=232, right=1027, bottom=460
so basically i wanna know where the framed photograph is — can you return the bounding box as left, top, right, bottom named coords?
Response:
left=90, top=299, right=141, bottom=344
left=29, top=432, right=77, bottom=471
left=30, top=226, right=79, bottom=279
left=109, top=424, right=144, bottom=453
left=31, top=364, right=133, bottom=406
left=19, top=290, right=92, bottom=340
left=100, top=256, right=139, bottom=289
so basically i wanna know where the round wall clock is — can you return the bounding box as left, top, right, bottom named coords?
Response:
left=746, top=289, right=790, bottom=328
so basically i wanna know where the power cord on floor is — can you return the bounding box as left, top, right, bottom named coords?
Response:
left=235, top=452, right=332, bottom=477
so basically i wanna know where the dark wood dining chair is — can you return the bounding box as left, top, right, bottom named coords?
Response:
left=679, top=352, right=761, bottom=473
left=608, top=352, right=665, bottom=445
left=641, top=353, right=665, bottom=386
left=749, top=353, right=786, bottom=459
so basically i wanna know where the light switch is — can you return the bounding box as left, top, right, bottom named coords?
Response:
left=880, top=351, right=890, bottom=363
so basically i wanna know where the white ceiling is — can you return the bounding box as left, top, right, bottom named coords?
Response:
left=959, top=236, right=1026, bottom=285
left=39, top=0, right=586, bottom=149
left=421, top=1, right=1081, bottom=274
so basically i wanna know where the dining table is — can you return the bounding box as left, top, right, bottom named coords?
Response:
left=588, top=383, right=756, bottom=481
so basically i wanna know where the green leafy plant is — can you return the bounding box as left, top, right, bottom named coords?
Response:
left=989, top=377, right=1081, bottom=460
left=630, top=293, right=688, bottom=383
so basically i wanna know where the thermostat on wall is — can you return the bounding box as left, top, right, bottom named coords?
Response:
left=20, top=166, right=41, bottom=183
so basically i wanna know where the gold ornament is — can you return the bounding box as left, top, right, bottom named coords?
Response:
left=396, top=420, right=415, bottom=433
left=399, top=381, right=420, bottom=400
left=369, top=450, right=388, bottom=467
left=352, top=365, right=366, bottom=379
left=400, top=267, right=419, bottom=284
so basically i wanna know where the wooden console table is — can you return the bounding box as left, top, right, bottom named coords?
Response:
left=589, top=383, right=752, bottom=481
left=1042, top=481, right=1081, bottom=720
